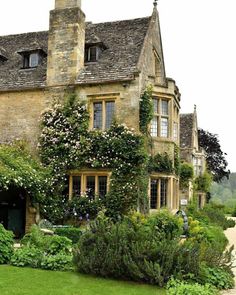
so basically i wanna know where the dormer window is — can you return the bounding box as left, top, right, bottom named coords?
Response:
left=85, top=46, right=101, bottom=62
left=18, top=49, right=46, bottom=69
left=85, top=41, right=106, bottom=63
left=23, top=52, right=39, bottom=68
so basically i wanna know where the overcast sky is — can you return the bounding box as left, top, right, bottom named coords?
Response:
left=0, top=0, right=235, bottom=172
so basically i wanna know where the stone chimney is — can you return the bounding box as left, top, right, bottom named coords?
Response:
left=47, top=0, right=85, bottom=86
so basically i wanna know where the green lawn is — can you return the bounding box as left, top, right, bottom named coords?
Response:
left=0, top=266, right=166, bottom=295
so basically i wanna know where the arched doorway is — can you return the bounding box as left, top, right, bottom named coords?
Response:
left=0, top=187, right=26, bottom=238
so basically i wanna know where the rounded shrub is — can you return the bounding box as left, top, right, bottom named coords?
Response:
left=54, top=227, right=82, bottom=244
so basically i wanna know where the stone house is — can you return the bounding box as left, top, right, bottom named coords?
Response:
left=0, top=0, right=181, bottom=235
left=180, top=106, right=206, bottom=208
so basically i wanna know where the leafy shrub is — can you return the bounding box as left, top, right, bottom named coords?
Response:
left=0, top=224, right=14, bottom=264
left=21, top=225, right=72, bottom=254
left=225, top=218, right=235, bottom=228
left=16, top=225, right=73, bottom=271
left=54, top=227, right=82, bottom=244
left=41, top=253, right=72, bottom=271
left=74, top=212, right=201, bottom=286
left=187, top=202, right=234, bottom=230
left=10, top=247, right=43, bottom=268
left=199, top=265, right=234, bottom=289
left=21, top=225, right=45, bottom=249
left=147, top=210, right=183, bottom=239
left=166, top=278, right=219, bottom=295
left=46, top=235, right=72, bottom=255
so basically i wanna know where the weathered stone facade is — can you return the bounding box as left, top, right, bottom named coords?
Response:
left=180, top=107, right=206, bottom=208
left=0, top=0, right=181, bottom=232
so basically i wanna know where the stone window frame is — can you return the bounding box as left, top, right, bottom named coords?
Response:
left=149, top=175, right=179, bottom=210
left=69, top=170, right=111, bottom=200
left=89, top=95, right=117, bottom=131
left=150, top=96, right=170, bottom=138
left=149, top=176, right=169, bottom=210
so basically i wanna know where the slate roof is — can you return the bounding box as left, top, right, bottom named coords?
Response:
left=180, top=113, right=194, bottom=149
left=0, top=17, right=151, bottom=91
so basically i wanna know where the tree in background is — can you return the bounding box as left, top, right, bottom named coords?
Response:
left=198, top=129, right=230, bottom=182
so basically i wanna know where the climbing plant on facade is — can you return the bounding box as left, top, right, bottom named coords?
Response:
left=139, top=85, right=153, bottom=135
left=39, top=94, right=149, bottom=221
left=0, top=141, right=50, bottom=202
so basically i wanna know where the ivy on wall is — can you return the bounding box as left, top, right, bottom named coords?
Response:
left=39, top=89, right=181, bottom=222
left=194, top=171, right=212, bottom=193
left=174, top=144, right=180, bottom=175
left=179, top=162, right=194, bottom=189
left=139, top=85, right=153, bottom=135
left=39, top=94, right=149, bottom=221
left=148, top=153, right=174, bottom=174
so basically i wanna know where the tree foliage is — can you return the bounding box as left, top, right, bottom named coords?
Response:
left=198, top=129, right=230, bottom=182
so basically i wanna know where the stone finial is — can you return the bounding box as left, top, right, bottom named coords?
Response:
left=153, top=0, right=158, bottom=7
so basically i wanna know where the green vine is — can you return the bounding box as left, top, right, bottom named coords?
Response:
left=139, top=85, right=153, bottom=134
left=148, top=153, right=174, bottom=174
left=180, top=162, right=194, bottom=189
left=174, top=144, right=180, bottom=175
left=39, top=94, right=149, bottom=221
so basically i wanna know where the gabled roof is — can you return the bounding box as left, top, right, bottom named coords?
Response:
left=180, top=113, right=194, bottom=149
left=0, top=17, right=151, bottom=91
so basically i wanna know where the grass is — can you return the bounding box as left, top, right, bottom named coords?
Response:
left=0, top=265, right=166, bottom=295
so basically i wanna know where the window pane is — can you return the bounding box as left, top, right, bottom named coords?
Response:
left=161, top=100, right=168, bottom=115
left=86, top=176, right=96, bottom=200
left=72, top=176, right=81, bottom=197
left=98, top=176, right=107, bottom=198
left=150, top=179, right=158, bottom=209
left=89, top=47, right=97, bottom=62
left=160, top=179, right=168, bottom=208
left=161, top=118, right=168, bottom=137
left=105, top=101, right=115, bottom=129
left=23, top=55, right=29, bottom=68
left=153, top=98, right=159, bottom=113
left=29, top=53, right=39, bottom=67
left=93, top=102, right=102, bottom=129
left=150, top=117, right=158, bottom=137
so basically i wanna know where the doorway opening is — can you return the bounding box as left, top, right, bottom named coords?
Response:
left=0, top=188, right=26, bottom=238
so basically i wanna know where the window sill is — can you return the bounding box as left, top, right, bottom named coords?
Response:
left=19, top=67, right=37, bottom=71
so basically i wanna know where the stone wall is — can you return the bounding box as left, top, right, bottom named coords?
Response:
left=0, top=89, right=51, bottom=147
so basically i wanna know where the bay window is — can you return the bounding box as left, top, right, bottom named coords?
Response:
left=150, top=97, right=169, bottom=138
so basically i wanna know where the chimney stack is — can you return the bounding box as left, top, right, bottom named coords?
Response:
left=47, top=0, right=85, bottom=86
